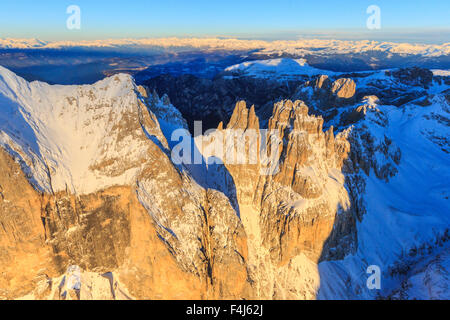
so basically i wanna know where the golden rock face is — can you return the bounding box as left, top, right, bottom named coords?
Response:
left=0, top=148, right=52, bottom=299
left=0, top=149, right=251, bottom=300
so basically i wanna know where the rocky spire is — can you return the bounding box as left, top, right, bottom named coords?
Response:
left=216, top=99, right=353, bottom=267
left=226, top=100, right=259, bottom=130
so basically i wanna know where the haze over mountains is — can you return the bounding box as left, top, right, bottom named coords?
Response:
left=1, top=37, right=449, bottom=85
left=1, top=38, right=449, bottom=55
left=0, top=35, right=449, bottom=300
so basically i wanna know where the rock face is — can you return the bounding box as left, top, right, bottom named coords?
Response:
left=0, top=147, right=250, bottom=300
left=331, top=78, right=356, bottom=103
left=0, top=66, right=355, bottom=300
left=0, top=148, right=53, bottom=299
left=256, top=100, right=353, bottom=263
left=294, top=76, right=356, bottom=111
left=194, top=99, right=359, bottom=298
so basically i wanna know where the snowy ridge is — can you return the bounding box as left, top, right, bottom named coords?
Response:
left=432, top=69, right=450, bottom=77
left=225, top=58, right=450, bottom=83
left=225, top=58, right=336, bottom=79
left=0, top=37, right=448, bottom=57
left=318, top=95, right=450, bottom=299
left=0, top=66, right=169, bottom=194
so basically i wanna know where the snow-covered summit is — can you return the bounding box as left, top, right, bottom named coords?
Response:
left=0, top=66, right=170, bottom=195
left=224, top=58, right=336, bottom=79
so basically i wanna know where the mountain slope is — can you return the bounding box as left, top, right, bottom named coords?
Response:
left=318, top=92, right=450, bottom=299
left=0, top=66, right=170, bottom=194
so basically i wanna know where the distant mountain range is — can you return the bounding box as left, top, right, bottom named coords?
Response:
left=0, top=38, right=449, bottom=57
left=0, top=38, right=448, bottom=86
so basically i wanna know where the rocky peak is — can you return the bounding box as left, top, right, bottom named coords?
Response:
left=226, top=101, right=259, bottom=130
left=339, top=95, right=386, bottom=127
left=269, top=100, right=308, bottom=130
left=331, top=78, right=356, bottom=100
left=185, top=98, right=355, bottom=298
left=295, top=76, right=356, bottom=110
left=137, top=85, right=188, bottom=136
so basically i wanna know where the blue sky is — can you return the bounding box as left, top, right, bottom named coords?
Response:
left=0, top=0, right=449, bottom=42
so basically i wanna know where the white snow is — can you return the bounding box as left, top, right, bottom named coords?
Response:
left=17, top=266, right=134, bottom=300
left=318, top=96, right=450, bottom=299
left=0, top=66, right=159, bottom=194
left=225, top=58, right=336, bottom=79
left=394, top=247, right=450, bottom=300
left=432, top=69, right=450, bottom=77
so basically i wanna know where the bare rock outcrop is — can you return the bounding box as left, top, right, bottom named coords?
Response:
left=295, top=76, right=356, bottom=110
left=192, top=99, right=371, bottom=298
left=331, top=78, right=356, bottom=104
left=254, top=100, right=352, bottom=264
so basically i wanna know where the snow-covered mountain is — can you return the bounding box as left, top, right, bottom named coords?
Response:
left=0, top=66, right=175, bottom=194
left=224, top=58, right=336, bottom=80
left=0, top=64, right=449, bottom=300
left=1, top=38, right=449, bottom=57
